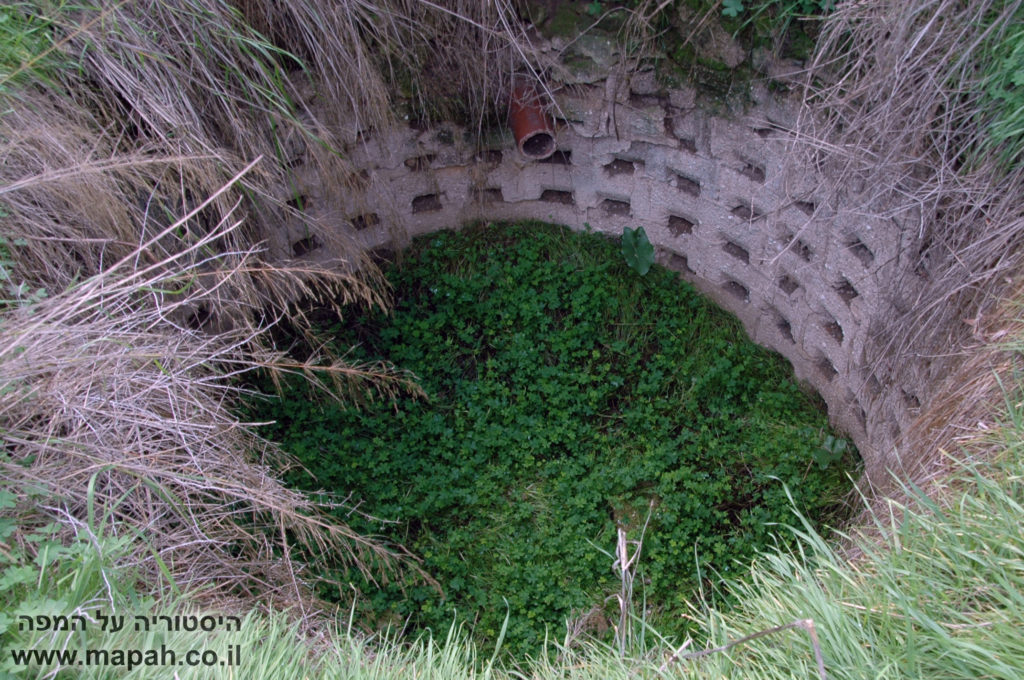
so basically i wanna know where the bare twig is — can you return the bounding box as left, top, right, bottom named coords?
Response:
left=671, top=618, right=828, bottom=679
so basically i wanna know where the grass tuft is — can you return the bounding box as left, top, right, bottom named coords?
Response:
left=5, top=428, right=1024, bottom=679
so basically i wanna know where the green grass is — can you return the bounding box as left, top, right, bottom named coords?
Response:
left=0, top=3, right=61, bottom=95
left=978, top=4, right=1024, bottom=173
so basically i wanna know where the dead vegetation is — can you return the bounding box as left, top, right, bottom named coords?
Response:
left=794, top=0, right=1024, bottom=492
left=0, top=0, right=530, bottom=615
left=0, top=165, right=430, bottom=610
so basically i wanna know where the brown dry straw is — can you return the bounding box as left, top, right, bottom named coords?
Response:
left=0, top=162, right=425, bottom=612
left=0, top=0, right=535, bottom=615
left=794, top=0, right=1024, bottom=492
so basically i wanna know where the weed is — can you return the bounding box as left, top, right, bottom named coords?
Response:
left=620, top=226, right=655, bottom=276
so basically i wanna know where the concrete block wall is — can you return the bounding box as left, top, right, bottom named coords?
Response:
left=283, top=77, right=929, bottom=483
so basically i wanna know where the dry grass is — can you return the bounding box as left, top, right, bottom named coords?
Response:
left=1, top=1, right=380, bottom=303
left=1, top=0, right=537, bottom=300
left=235, top=0, right=535, bottom=127
left=0, top=0, right=534, bottom=617
left=893, top=279, right=1024, bottom=488
left=792, top=0, right=1024, bottom=490
left=0, top=166, right=427, bottom=613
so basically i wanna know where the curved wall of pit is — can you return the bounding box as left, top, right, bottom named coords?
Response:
left=281, top=77, right=933, bottom=486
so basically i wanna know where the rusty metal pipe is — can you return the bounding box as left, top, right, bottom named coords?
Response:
left=508, top=80, right=556, bottom=161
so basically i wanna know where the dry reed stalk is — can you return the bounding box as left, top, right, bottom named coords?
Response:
left=0, top=166, right=425, bottom=613
left=0, top=9, right=384, bottom=303
left=0, top=1, right=538, bottom=310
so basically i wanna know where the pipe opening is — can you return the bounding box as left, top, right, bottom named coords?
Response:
left=520, top=131, right=556, bottom=160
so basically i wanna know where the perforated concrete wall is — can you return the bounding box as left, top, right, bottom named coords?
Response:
left=282, top=77, right=930, bottom=484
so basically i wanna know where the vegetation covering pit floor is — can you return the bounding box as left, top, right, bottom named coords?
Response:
left=247, top=221, right=860, bottom=656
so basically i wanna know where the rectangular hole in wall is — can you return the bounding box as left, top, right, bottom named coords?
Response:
left=351, top=213, right=380, bottom=231
left=669, top=252, right=694, bottom=274
left=816, top=356, right=838, bottom=381
left=291, top=235, right=321, bottom=257
left=902, top=390, right=921, bottom=409
left=781, top=231, right=812, bottom=262
left=604, top=158, right=636, bottom=176
left=347, top=170, right=370, bottom=191
left=723, top=240, right=750, bottom=264
left=668, top=214, right=694, bottom=236
left=847, top=237, right=875, bottom=266
left=476, top=150, right=502, bottom=165
left=773, top=308, right=795, bottom=344
left=794, top=239, right=813, bottom=262
left=286, top=195, right=309, bottom=211
left=471, top=187, right=503, bottom=203
left=404, top=154, right=436, bottom=171
left=411, top=193, right=443, bottom=213
left=739, top=162, right=766, bottom=183
left=369, top=246, right=396, bottom=265
left=723, top=280, right=749, bottom=302
left=673, top=171, right=700, bottom=197
left=186, top=304, right=212, bottom=331
left=835, top=278, right=859, bottom=304
left=601, top=198, right=631, bottom=216
left=629, top=92, right=664, bottom=108
left=731, top=203, right=765, bottom=221
left=823, top=318, right=844, bottom=344
left=540, top=189, right=574, bottom=205
left=539, top=149, right=572, bottom=165
left=778, top=274, right=799, bottom=295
